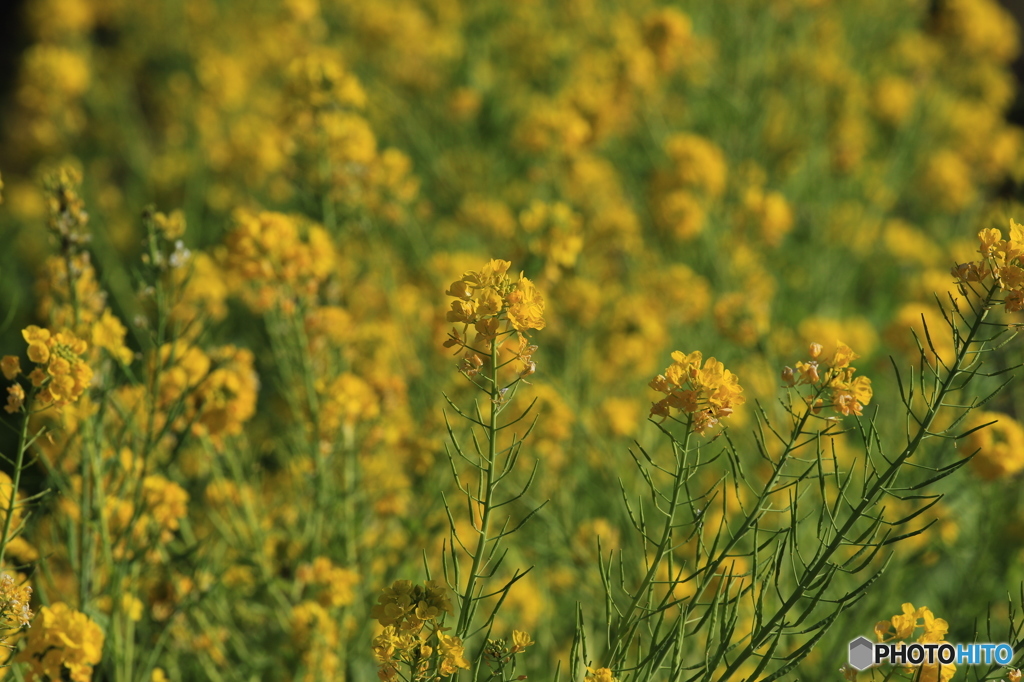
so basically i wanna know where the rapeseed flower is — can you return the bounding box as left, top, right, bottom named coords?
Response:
left=875, top=603, right=956, bottom=682
left=371, top=579, right=453, bottom=631
left=649, top=351, right=745, bottom=435
left=586, top=667, right=618, bottom=682
left=16, top=602, right=104, bottom=682
left=783, top=342, right=872, bottom=417
left=959, top=411, right=1024, bottom=479
left=19, top=325, right=92, bottom=410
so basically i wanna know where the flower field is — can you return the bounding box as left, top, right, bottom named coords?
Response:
left=1, top=0, right=1024, bottom=680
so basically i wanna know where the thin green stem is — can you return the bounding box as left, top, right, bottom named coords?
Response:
left=608, top=420, right=694, bottom=669
left=0, top=395, right=33, bottom=568
left=456, top=335, right=500, bottom=641
left=716, top=282, right=1000, bottom=682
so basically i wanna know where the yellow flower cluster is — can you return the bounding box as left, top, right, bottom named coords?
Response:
left=875, top=603, right=956, bottom=682
left=585, top=667, right=618, bottom=682
left=155, top=342, right=258, bottom=441
left=43, top=166, right=89, bottom=247
left=371, top=579, right=453, bottom=631
left=519, top=200, right=585, bottom=279
left=153, top=209, right=186, bottom=240
left=53, top=450, right=189, bottom=563
left=443, top=259, right=545, bottom=383
left=223, top=209, right=336, bottom=312
left=295, top=556, right=359, bottom=609
left=317, top=373, right=380, bottom=436
left=291, top=600, right=343, bottom=682
left=370, top=580, right=470, bottom=679
left=16, top=602, right=104, bottom=682
left=445, top=259, right=546, bottom=335
left=959, top=411, right=1024, bottom=479
left=372, top=624, right=471, bottom=679
left=141, top=475, right=190, bottom=545
left=35, top=253, right=109, bottom=336
left=0, top=573, right=33, bottom=631
left=2, top=326, right=92, bottom=413
left=649, top=351, right=745, bottom=435
left=953, top=220, right=1024, bottom=312
left=90, top=310, right=133, bottom=365
left=782, top=342, right=873, bottom=417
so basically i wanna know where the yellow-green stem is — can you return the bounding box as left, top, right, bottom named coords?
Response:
left=456, top=334, right=500, bottom=640
left=0, top=397, right=33, bottom=568
left=608, top=420, right=693, bottom=669
left=716, top=282, right=999, bottom=682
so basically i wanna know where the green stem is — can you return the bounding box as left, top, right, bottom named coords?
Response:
left=716, top=282, right=999, bottom=682
left=0, top=397, right=33, bottom=568
left=456, top=335, right=500, bottom=641
left=608, top=421, right=693, bottom=669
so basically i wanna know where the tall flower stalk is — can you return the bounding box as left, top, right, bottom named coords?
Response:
left=441, top=260, right=546, bottom=676
left=369, top=259, right=545, bottom=680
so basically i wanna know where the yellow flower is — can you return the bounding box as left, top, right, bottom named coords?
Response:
left=142, top=475, right=189, bottom=537
left=154, top=209, right=186, bottom=240
left=890, top=603, right=921, bottom=639
left=5, top=385, right=25, bottom=414
left=121, top=595, right=143, bottom=622
left=19, top=326, right=92, bottom=410
left=16, top=602, right=104, bottom=682
left=650, top=351, right=744, bottom=434
left=511, top=629, right=534, bottom=652
left=371, top=579, right=452, bottom=630
left=0, top=573, right=33, bottom=629
left=22, top=326, right=51, bottom=364
left=91, top=309, right=133, bottom=364
left=959, top=411, right=1024, bottom=479
left=447, top=299, right=477, bottom=324
left=0, top=356, right=20, bottom=380
left=585, top=667, right=618, bottom=682
left=659, top=190, right=705, bottom=241
left=436, top=631, right=471, bottom=673
left=786, top=342, right=872, bottom=418
left=295, top=557, right=359, bottom=608
left=476, top=288, right=504, bottom=317
left=829, top=342, right=860, bottom=369
left=506, top=276, right=546, bottom=332
left=665, top=133, right=728, bottom=198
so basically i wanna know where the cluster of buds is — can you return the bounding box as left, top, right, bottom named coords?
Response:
left=443, top=259, right=544, bottom=382
left=649, top=350, right=745, bottom=435
left=480, top=631, right=533, bottom=680
left=484, top=630, right=534, bottom=659
left=952, top=220, right=1024, bottom=312
left=43, top=167, right=90, bottom=253
left=782, top=342, right=872, bottom=417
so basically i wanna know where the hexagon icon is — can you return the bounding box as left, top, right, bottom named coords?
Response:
left=848, top=636, right=875, bottom=671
